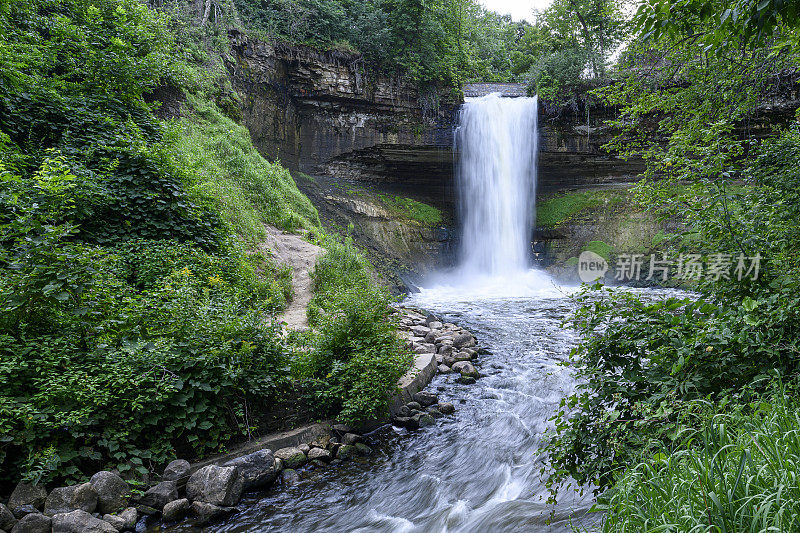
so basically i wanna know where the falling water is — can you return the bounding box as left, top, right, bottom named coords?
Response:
left=456, top=93, right=539, bottom=275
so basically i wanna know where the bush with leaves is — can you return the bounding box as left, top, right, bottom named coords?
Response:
left=295, top=236, right=413, bottom=425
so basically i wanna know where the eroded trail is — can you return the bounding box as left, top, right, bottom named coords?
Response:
left=261, top=226, right=323, bottom=330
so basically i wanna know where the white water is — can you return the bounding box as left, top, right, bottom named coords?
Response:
left=456, top=93, right=539, bottom=277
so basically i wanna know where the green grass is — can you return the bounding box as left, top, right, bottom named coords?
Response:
left=582, top=240, right=614, bottom=260
left=599, top=394, right=800, bottom=532
left=536, top=189, right=626, bottom=227
left=167, top=95, right=320, bottom=245
left=378, top=194, right=442, bottom=226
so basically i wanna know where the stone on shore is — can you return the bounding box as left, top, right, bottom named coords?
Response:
left=274, top=447, right=307, bottom=469
left=307, top=447, right=332, bottom=462
left=0, top=503, right=16, bottom=531
left=224, top=449, right=278, bottom=490
left=452, top=361, right=478, bottom=378
left=51, top=510, right=115, bottom=533
left=437, top=364, right=452, bottom=373
left=44, top=483, right=98, bottom=516
left=162, top=459, right=191, bottom=482
left=187, top=465, right=243, bottom=507
left=8, top=484, right=47, bottom=514
left=453, top=333, right=476, bottom=349
left=10, top=513, right=50, bottom=533
left=410, top=325, right=431, bottom=337
left=413, top=343, right=435, bottom=354
left=162, top=498, right=190, bottom=522
left=412, top=391, right=438, bottom=406
left=336, top=444, right=357, bottom=460
left=89, top=471, right=129, bottom=515
left=191, top=502, right=235, bottom=526
left=137, top=481, right=178, bottom=511
left=438, top=402, right=456, bottom=414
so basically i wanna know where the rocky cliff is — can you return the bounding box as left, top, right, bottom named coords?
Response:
left=226, top=30, right=458, bottom=182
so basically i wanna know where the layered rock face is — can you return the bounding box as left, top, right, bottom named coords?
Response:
left=226, top=30, right=458, bottom=185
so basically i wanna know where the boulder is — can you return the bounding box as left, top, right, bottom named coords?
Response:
left=162, top=459, right=191, bottom=482
left=101, top=514, right=126, bottom=531
left=406, top=401, right=422, bottom=411
left=410, top=325, right=430, bottom=337
left=10, top=506, right=37, bottom=520
left=297, top=443, right=311, bottom=455
left=191, top=502, right=234, bottom=526
left=117, top=508, right=137, bottom=530
left=8, top=483, right=47, bottom=512
left=412, top=391, right=438, bottom=406
left=10, top=513, right=50, bottom=533
left=452, top=361, right=478, bottom=378
left=426, top=406, right=443, bottom=418
left=224, top=449, right=278, bottom=490
left=342, top=433, right=361, bottom=445
left=454, top=352, right=473, bottom=362
left=273, top=447, right=307, bottom=469
left=307, top=448, right=332, bottom=462
left=438, top=402, right=456, bottom=414
left=411, top=413, right=435, bottom=427
left=458, top=376, right=477, bottom=385
left=453, top=333, right=476, bottom=349
left=392, top=416, right=411, bottom=428
left=438, top=345, right=455, bottom=357
left=423, top=332, right=435, bottom=344
left=44, top=483, right=98, bottom=516
left=428, top=321, right=443, bottom=330
left=0, top=503, right=16, bottom=531
left=336, top=445, right=357, bottom=460
left=89, top=471, right=129, bottom=515
left=331, top=423, right=352, bottom=436
left=412, top=343, right=435, bottom=354
left=135, top=505, right=157, bottom=516
left=51, top=510, right=116, bottom=533
left=443, top=355, right=457, bottom=367
left=280, top=469, right=300, bottom=486
left=396, top=404, right=411, bottom=417
left=137, top=481, right=177, bottom=511
left=161, top=498, right=190, bottom=522
left=354, top=443, right=373, bottom=456
left=437, top=364, right=452, bottom=374
left=186, top=465, right=243, bottom=507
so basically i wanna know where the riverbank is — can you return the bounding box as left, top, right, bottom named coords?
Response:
left=0, top=307, right=484, bottom=532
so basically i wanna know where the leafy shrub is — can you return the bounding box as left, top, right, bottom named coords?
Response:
left=297, top=236, right=413, bottom=424
left=0, top=152, right=292, bottom=484
left=546, top=284, right=800, bottom=494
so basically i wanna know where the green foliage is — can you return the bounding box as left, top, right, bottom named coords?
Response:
left=378, top=194, right=442, bottom=226
left=542, top=10, right=800, bottom=491
left=0, top=0, right=220, bottom=248
left=635, top=0, right=800, bottom=51
left=298, top=236, right=413, bottom=424
left=0, top=162, right=292, bottom=483
left=536, top=189, right=624, bottom=227
left=582, top=240, right=614, bottom=260
left=601, top=391, right=800, bottom=532
left=166, top=95, right=321, bottom=242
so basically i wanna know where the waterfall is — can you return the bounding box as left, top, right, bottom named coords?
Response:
left=455, top=93, right=539, bottom=276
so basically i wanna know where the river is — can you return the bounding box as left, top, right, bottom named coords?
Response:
left=215, top=271, right=606, bottom=532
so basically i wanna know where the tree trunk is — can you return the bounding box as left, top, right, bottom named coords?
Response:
left=201, top=0, right=212, bottom=26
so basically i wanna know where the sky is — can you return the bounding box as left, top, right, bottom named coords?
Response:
left=478, top=0, right=554, bottom=22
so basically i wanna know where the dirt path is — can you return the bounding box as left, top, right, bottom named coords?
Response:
left=262, top=226, right=324, bottom=330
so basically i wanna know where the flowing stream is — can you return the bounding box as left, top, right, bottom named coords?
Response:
left=216, top=94, right=599, bottom=532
